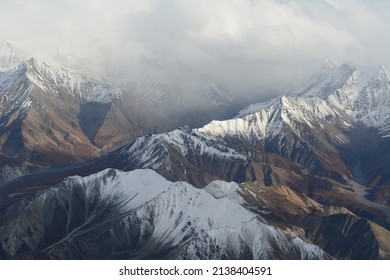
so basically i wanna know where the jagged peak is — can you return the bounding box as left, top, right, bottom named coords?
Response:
left=24, top=57, right=65, bottom=75
left=17, top=57, right=121, bottom=104
left=237, top=62, right=390, bottom=121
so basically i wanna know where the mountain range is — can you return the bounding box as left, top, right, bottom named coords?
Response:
left=1, top=42, right=390, bottom=260
left=0, top=42, right=237, bottom=164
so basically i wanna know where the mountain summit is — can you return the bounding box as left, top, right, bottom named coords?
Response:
left=0, top=57, right=147, bottom=163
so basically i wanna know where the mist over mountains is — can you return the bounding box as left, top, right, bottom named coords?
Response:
left=2, top=0, right=390, bottom=98
left=1, top=37, right=390, bottom=259
left=1, top=0, right=390, bottom=260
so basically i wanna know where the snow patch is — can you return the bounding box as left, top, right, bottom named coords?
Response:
left=204, top=180, right=238, bottom=199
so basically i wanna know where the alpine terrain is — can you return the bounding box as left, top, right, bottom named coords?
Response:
left=1, top=40, right=390, bottom=260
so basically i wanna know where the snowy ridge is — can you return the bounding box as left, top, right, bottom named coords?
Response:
left=136, top=178, right=326, bottom=259
left=25, top=58, right=120, bottom=104
left=200, top=95, right=349, bottom=144
left=122, top=128, right=247, bottom=170
left=236, top=64, right=355, bottom=117
left=201, top=107, right=272, bottom=140
left=23, top=168, right=327, bottom=259
left=337, top=66, right=390, bottom=135
left=236, top=96, right=280, bottom=118
left=0, top=63, right=33, bottom=115
left=316, top=65, right=390, bottom=136
left=205, top=63, right=390, bottom=141
left=63, top=169, right=173, bottom=211
left=1, top=56, right=121, bottom=118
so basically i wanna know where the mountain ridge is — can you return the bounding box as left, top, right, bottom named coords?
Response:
left=0, top=168, right=330, bottom=260
left=1, top=54, right=390, bottom=259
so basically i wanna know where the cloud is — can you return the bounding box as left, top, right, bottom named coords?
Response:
left=1, top=0, right=389, bottom=97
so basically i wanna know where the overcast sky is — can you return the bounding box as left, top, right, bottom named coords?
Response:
left=1, top=0, right=389, bottom=95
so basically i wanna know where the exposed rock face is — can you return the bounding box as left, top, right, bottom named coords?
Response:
left=0, top=59, right=147, bottom=164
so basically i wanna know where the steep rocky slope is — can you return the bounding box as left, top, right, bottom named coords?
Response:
left=0, top=57, right=148, bottom=163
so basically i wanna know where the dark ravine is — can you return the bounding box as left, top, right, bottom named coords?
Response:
left=303, top=214, right=390, bottom=259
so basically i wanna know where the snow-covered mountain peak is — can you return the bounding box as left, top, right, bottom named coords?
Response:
left=67, top=168, right=173, bottom=211
left=24, top=168, right=327, bottom=259
left=236, top=96, right=280, bottom=118
left=0, top=41, right=27, bottom=71
left=223, top=62, right=390, bottom=143
left=68, top=168, right=254, bottom=230
left=237, top=63, right=389, bottom=118
left=121, top=127, right=247, bottom=171
left=200, top=64, right=390, bottom=143
left=23, top=57, right=120, bottom=104
left=200, top=94, right=345, bottom=143
left=291, top=63, right=390, bottom=103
